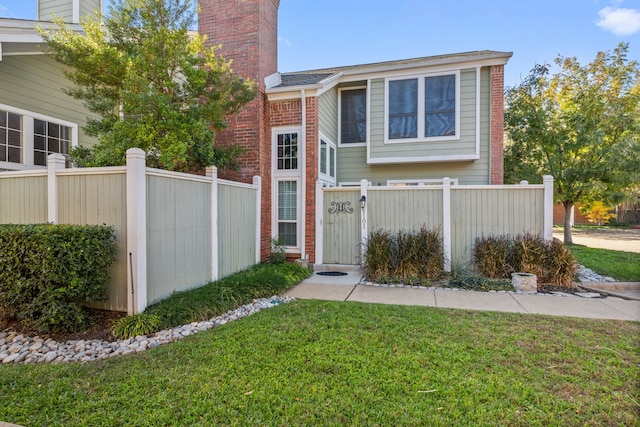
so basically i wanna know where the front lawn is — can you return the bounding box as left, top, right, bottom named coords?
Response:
left=1, top=300, right=637, bottom=426
left=568, top=245, right=640, bottom=281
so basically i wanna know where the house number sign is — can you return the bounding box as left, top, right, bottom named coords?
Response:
left=328, top=201, right=354, bottom=214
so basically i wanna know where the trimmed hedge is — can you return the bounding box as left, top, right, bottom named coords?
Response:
left=0, top=224, right=117, bottom=333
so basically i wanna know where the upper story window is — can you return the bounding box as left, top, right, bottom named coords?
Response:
left=276, top=132, right=298, bottom=170
left=386, top=72, right=459, bottom=143
left=339, top=88, right=367, bottom=144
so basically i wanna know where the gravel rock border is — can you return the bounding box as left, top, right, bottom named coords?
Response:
left=0, top=295, right=294, bottom=365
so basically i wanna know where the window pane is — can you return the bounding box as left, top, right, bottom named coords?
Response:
left=34, top=119, right=45, bottom=135
left=34, top=135, right=46, bottom=150
left=277, top=181, right=297, bottom=247
left=48, top=138, right=60, bottom=153
left=7, top=113, right=21, bottom=130
left=320, top=141, right=327, bottom=174
left=277, top=133, right=298, bottom=170
left=388, top=79, right=417, bottom=139
left=48, top=122, right=60, bottom=138
left=0, top=128, right=5, bottom=144
left=425, top=75, right=456, bottom=137
left=278, top=181, right=297, bottom=221
left=8, top=130, right=21, bottom=147
left=278, top=223, right=297, bottom=247
left=8, top=147, right=21, bottom=163
left=329, top=146, right=335, bottom=178
left=341, top=88, right=367, bottom=143
left=60, top=126, right=71, bottom=141
left=0, top=111, right=6, bottom=127
left=34, top=151, right=46, bottom=166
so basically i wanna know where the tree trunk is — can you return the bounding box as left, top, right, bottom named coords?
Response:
left=563, top=201, right=574, bottom=244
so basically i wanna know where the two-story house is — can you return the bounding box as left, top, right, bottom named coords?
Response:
left=202, top=0, right=511, bottom=263
left=1, top=0, right=511, bottom=266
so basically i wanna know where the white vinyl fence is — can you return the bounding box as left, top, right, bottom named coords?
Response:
left=316, top=177, right=554, bottom=269
left=0, top=149, right=261, bottom=314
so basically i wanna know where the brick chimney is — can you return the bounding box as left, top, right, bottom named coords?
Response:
left=199, top=0, right=280, bottom=260
left=199, top=0, right=279, bottom=181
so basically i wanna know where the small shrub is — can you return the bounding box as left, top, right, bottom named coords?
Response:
left=363, top=227, right=444, bottom=284
left=267, top=236, right=286, bottom=264
left=0, top=224, right=117, bottom=333
left=363, top=229, right=393, bottom=281
left=414, top=227, right=444, bottom=279
left=111, top=313, right=162, bottom=339
left=473, top=233, right=577, bottom=287
left=473, top=235, right=512, bottom=278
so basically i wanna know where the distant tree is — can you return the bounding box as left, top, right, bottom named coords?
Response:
left=37, top=0, right=255, bottom=172
left=579, top=201, right=616, bottom=226
left=504, top=43, right=640, bottom=244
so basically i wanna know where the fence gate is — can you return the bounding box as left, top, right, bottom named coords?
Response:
left=323, top=189, right=362, bottom=264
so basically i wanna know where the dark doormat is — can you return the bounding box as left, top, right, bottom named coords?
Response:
left=317, top=271, right=348, bottom=276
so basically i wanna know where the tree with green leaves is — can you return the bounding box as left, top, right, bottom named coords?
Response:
left=37, top=0, right=255, bottom=172
left=504, top=43, right=640, bottom=244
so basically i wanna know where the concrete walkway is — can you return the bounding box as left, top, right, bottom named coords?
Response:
left=284, top=268, right=640, bottom=322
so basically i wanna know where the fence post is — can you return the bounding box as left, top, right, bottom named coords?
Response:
left=442, top=177, right=452, bottom=273
left=126, top=148, right=147, bottom=315
left=206, top=166, right=219, bottom=282
left=543, top=175, right=554, bottom=241
left=253, top=175, right=262, bottom=265
left=315, top=180, right=324, bottom=266
left=360, top=179, right=368, bottom=264
left=46, top=154, right=66, bottom=224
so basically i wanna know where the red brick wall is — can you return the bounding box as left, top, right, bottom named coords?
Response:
left=199, top=0, right=280, bottom=261
left=268, top=97, right=320, bottom=263
left=304, top=97, right=319, bottom=263
left=490, top=65, right=505, bottom=185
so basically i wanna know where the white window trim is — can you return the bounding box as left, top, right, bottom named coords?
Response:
left=338, top=86, right=368, bottom=147
left=318, top=132, right=337, bottom=186
left=383, top=70, right=460, bottom=144
left=0, top=104, right=78, bottom=170
left=271, top=127, right=303, bottom=251
left=272, top=177, right=302, bottom=253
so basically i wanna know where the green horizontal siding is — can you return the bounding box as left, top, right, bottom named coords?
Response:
left=319, top=88, right=338, bottom=142
left=0, top=55, right=98, bottom=148
left=369, top=69, right=479, bottom=159
left=336, top=67, right=491, bottom=185
left=39, top=0, right=72, bottom=21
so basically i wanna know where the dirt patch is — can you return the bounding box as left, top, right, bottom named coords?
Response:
left=1, top=309, right=126, bottom=342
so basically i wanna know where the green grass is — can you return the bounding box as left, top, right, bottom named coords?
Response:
left=568, top=245, right=640, bottom=281
left=1, top=300, right=638, bottom=426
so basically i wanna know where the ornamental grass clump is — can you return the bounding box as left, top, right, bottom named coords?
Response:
left=473, top=233, right=577, bottom=287
left=363, top=227, right=444, bottom=284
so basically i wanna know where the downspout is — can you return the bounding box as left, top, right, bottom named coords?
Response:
left=300, top=89, right=306, bottom=260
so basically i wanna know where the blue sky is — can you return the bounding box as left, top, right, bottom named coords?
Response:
left=1, top=0, right=638, bottom=87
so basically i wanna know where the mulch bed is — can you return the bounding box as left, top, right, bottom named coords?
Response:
left=1, top=309, right=126, bottom=342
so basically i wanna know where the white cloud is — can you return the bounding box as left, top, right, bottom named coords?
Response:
left=596, top=6, right=640, bottom=36
left=278, top=36, right=291, bottom=47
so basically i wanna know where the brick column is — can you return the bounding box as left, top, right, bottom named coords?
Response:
left=490, top=65, right=505, bottom=185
